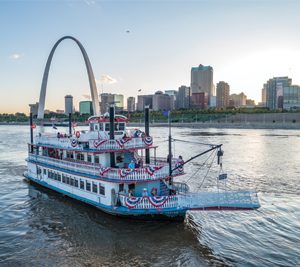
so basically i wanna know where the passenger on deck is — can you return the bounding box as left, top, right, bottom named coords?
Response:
left=128, top=160, right=135, bottom=169
left=177, top=155, right=184, bottom=165
left=142, top=188, right=148, bottom=197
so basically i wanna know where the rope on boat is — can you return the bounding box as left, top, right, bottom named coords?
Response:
left=172, top=138, right=217, bottom=147
left=184, top=149, right=217, bottom=184
left=196, top=150, right=218, bottom=190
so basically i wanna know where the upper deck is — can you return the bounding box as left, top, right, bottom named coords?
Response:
left=34, top=114, right=156, bottom=152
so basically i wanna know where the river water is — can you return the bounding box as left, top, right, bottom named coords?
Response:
left=0, top=125, right=299, bottom=266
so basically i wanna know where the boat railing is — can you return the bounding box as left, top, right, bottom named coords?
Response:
left=177, top=190, right=260, bottom=209
left=35, top=135, right=153, bottom=151
left=118, top=194, right=179, bottom=209
left=27, top=154, right=183, bottom=181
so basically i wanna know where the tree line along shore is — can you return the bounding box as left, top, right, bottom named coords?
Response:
left=1, top=109, right=300, bottom=128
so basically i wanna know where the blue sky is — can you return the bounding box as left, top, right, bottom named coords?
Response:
left=1, top=0, right=300, bottom=113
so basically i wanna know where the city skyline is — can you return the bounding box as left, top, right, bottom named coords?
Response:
left=1, top=0, right=300, bottom=113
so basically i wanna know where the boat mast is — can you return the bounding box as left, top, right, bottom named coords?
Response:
left=109, top=104, right=116, bottom=167
left=145, top=105, right=150, bottom=164
left=68, top=113, right=72, bottom=136
left=30, top=112, right=34, bottom=153
left=168, top=111, right=172, bottom=189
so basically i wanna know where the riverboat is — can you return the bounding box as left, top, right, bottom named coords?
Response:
left=24, top=106, right=260, bottom=221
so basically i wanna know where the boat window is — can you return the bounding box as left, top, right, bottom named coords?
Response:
left=76, top=153, right=81, bottom=160
left=105, top=123, right=110, bottom=131
left=70, top=178, right=74, bottom=186
left=92, top=182, right=98, bottom=193
left=86, top=181, right=91, bottom=191
left=119, top=184, right=124, bottom=192
left=119, top=123, right=125, bottom=131
left=80, top=179, right=84, bottom=190
left=90, top=123, right=94, bottom=131
left=43, top=169, right=47, bottom=175
left=94, top=124, right=99, bottom=131
left=37, top=167, right=42, bottom=174
left=62, top=174, right=66, bottom=183
left=54, top=172, right=57, bottom=180
left=66, top=176, right=70, bottom=184
left=87, top=155, right=92, bottom=162
left=99, top=184, right=105, bottom=195
left=57, top=174, right=61, bottom=182
left=99, top=123, right=103, bottom=131
left=74, top=179, right=78, bottom=187
left=114, top=123, right=119, bottom=131
left=94, top=155, right=99, bottom=164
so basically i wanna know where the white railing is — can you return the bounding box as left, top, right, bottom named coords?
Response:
left=27, top=154, right=183, bottom=181
left=35, top=135, right=153, bottom=151
left=119, top=194, right=179, bottom=209
left=118, top=190, right=260, bottom=210
left=178, top=190, right=260, bottom=209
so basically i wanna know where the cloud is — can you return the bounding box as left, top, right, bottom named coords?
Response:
left=97, top=74, right=118, bottom=84
left=9, top=53, right=23, bottom=60
left=83, top=0, right=96, bottom=6
left=82, top=94, right=91, bottom=100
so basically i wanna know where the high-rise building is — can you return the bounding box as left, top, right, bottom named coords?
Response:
left=114, top=94, right=124, bottom=112
left=176, top=86, right=190, bottom=109
left=230, top=93, right=247, bottom=107
left=191, top=92, right=208, bottom=109
left=283, top=85, right=300, bottom=109
left=100, top=93, right=124, bottom=113
left=261, top=87, right=266, bottom=105
left=191, top=64, right=213, bottom=106
left=264, top=77, right=292, bottom=109
left=127, top=97, right=135, bottom=112
left=152, top=91, right=174, bottom=111
left=216, top=81, right=230, bottom=108
left=65, top=95, right=73, bottom=115
left=137, top=95, right=153, bottom=111
left=79, top=101, right=93, bottom=115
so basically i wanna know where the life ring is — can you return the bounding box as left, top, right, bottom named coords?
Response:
left=151, top=187, right=158, bottom=196
left=75, top=131, right=80, bottom=138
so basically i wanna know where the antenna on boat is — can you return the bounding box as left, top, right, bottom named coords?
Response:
left=144, top=105, right=150, bottom=164
left=29, top=112, right=34, bottom=153
left=68, top=113, right=72, bottom=136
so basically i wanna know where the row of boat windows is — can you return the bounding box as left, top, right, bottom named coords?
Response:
left=65, top=151, right=100, bottom=163
left=90, top=122, right=125, bottom=132
left=39, top=168, right=105, bottom=195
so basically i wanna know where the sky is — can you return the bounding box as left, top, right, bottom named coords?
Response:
left=1, top=0, right=300, bottom=114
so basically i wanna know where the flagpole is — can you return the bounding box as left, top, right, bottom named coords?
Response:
left=168, top=111, right=172, bottom=191
left=30, top=112, right=33, bottom=153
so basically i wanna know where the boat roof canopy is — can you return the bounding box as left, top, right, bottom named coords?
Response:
left=88, top=114, right=128, bottom=123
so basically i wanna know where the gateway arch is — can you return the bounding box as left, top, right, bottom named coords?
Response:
left=37, top=36, right=100, bottom=119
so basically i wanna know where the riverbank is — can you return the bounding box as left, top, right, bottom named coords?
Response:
left=128, top=122, right=300, bottom=129
left=1, top=121, right=300, bottom=129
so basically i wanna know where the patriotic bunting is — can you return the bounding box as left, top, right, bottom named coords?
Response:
left=70, top=139, right=77, bottom=147
left=99, top=167, right=111, bottom=176
left=116, top=137, right=132, bottom=148
left=93, top=139, right=108, bottom=148
left=143, top=136, right=153, bottom=146
left=124, top=196, right=170, bottom=209
left=145, top=165, right=162, bottom=176
left=119, top=168, right=135, bottom=178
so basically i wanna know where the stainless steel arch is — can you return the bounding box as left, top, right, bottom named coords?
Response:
left=37, top=36, right=100, bottom=119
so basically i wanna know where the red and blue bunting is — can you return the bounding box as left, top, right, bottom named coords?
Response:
left=124, top=196, right=170, bottom=209
left=119, top=168, right=135, bottom=178
left=145, top=166, right=162, bottom=176
left=93, top=139, right=107, bottom=148
left=99, top=167, right=111, bottom=176
left=70, top=139, right=77, bottom=147
left=143, top=136, right=153, bottom=146
left=124, top=197, right=141, bottom=208
left=175, top=161, right=184, bottom=173
left=116, top=137, right=132, bottom=148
